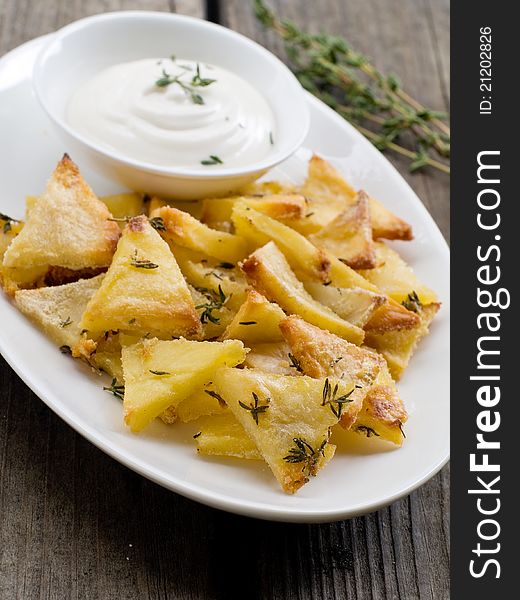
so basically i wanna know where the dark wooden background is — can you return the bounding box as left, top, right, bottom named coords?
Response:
left=0, top=1, right=450, bottom=598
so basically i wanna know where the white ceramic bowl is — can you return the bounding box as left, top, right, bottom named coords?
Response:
left=33, top=11, right=310, bottom=199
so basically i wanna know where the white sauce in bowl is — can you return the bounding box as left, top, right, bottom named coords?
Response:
left=66, top=58, right=276, bottom=169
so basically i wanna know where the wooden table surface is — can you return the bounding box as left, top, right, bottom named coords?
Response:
left=0, top=1, right=450, bottom=598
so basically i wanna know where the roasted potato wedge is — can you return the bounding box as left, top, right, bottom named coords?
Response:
left=358, top=242, right=438, bottom=305
left=80, top=216, right=201, bottom=340
left=365, top=303, right=440, bottom=380
left=122, top=337, right=246, bottom=432
left=220, top=290, right=286, bottom=343
left=309, top=190, right=376, bottom=269
left=151, top=205, right=248, bottom=263
left=279, top=316, right=407, bottom=445
left=195, top=412, right=262, bottom=460
left=213, top=368, right=358, bottom=493
left=243, top=342, right=296, bottom=375
left=14, top=274, right=104, bottom=353
left=241, top=242, right=365, bottom=344
left=3, top=155, right=120, bottom=273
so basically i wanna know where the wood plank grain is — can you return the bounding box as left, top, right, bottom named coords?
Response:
left=0, top=1, right=449, bottom=599
left=0, top=0, right=206, bottom=56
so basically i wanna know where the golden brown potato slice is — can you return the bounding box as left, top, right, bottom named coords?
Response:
left=365, top=303, right=440, bottom=380
left=309, top=190, right=376, bottom=269
left=100, top=193, right=145, bottom=224
left=3, top=155, right=120, bottom=272
left=220, top=290, right=286, bottom=343
left=14, top=274, right=104, bottom=353
left=200, top=196, right=237, bottom=232
left=241, top=242, right=365, bottom=344
left=232, top=202, right=332, bottom=283
left=358, top=242, right=438, bottom=305
left=243, top=342, right=297, bottom=375
left=121, top=337, right=247, bottom=432
left=80, top=215, right=202, bottom=340
left=369, top=197, right=413, bottom=241
left=213, top=368, right=358, bottom=493
left=232, top=202, right=397, bottom=320
left=299, top=155, right=354, bottom=227
left=244, top=194, right=307, bottom=221
left=303, top=281, right=386, bottom=327
left=301, top=155, right=413, bottom=241
left=354, top=362, right=408, bottom=445
left=172, top=246, right=249, bottom=312
left=363, top=298, right=420, bottom=333
left=195, top=412, right=262, bottom=460
left=151, top=205, right=248, bottom=263
left=240, top=180, right=298, bottom=196
left=279, top=315, right=407, bottom=445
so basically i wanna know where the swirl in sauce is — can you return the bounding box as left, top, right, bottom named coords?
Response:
left=67, top=58, right=276, bottom=169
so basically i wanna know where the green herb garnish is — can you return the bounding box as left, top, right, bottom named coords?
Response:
left=283, top=437, right=328, bottom=478
left=355, top=425, right=380, bottom=438
left=288, top=353, right=303, bottom=373
left=201, top=155, right=223, bottom=166
left=191, top=63, right=216, bottom=87
left=401, top=290, right=422, bottom=313
left=321, top=378, right=357, bottom=419
left=149, top=216, right=166, bottom=232
left=103, top=378, right=125, bottom=401
left=238, top=392, right=270, bottom=425
left=155, top=62, right=216, bottom=104
left=130, top=250, right=158, bottom=270
left=204, top=390, right=226, bottom=406
left=149, top=370, right=170, bottom=376
left=59, top=316, right=72, bottom=328
left=195, top=284, right=229, bottom=324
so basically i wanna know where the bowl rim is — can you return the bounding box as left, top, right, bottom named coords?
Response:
left=33, top=10, right=310, bottom=180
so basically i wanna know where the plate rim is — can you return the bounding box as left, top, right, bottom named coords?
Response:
left=0, top=34, right=450, bottom=523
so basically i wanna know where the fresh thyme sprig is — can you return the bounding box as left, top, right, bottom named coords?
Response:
left=204, top=390, right=226, bottom=406
left=155, top=62, right=216, bottom=104
left=103, top=378, right=125, bottom=401
left=402, top=291, right=423, bottom=313
left=355, top=425, right=380, bottom=438
left=321, top=378, right=357, bottom=419
left=254, top=0, right=450, bottom=174
left=288, top=353, right=303, bottom=373
left=59, top=316, right=72, bottom=328
left=238, top=392, right=270, bottom=425
left=195, top=284, right=229, bottom=324
left=149, top=216, right=166, bottom=232
left=283, top=437, right=328, bottom=478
